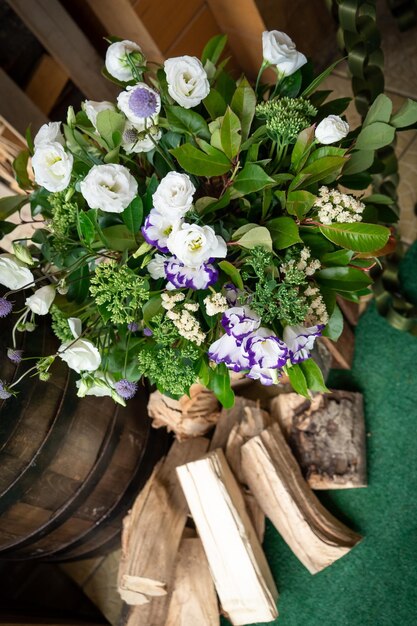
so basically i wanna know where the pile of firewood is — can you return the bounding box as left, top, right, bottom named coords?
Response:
left=117, top=379, right=366, bottom=626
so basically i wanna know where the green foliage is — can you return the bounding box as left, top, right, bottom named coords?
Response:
left=137, top=342, right=199, bottom=397
left=268, top=217, right=302, bottom=249
left=50, top=305, right=73, bottom=342
left=319, top=222, right=390, bottom=253
left=171, top=142, right=231, bottom=176
left=48, top=192, right=78, bottom=247
left=232, top=163, right=275, bottom=195
left=256, top=97, right=317, bottom=144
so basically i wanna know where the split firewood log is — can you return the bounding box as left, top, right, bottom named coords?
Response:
left=177, top=449, right=278, bottom=625
left=272, top=392, right=367, bottom=489
left=147, top=384, right=220, bottom=440
left=118, top=437, right=209, bottom=611
left=241, top=423, right=362, bottom=574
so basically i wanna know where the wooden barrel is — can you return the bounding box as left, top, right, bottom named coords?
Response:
left=0, top=303, right=169, bottom=561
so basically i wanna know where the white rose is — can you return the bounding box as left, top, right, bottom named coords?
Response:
left=80, top=164, right=138, bottom=213
left=25, top=285, right=55, bottom=315
left=34, top=122, right=64, bottom=148
left=32, top=142, right=73, bottom=192
left=76, top=372, right=114, bottom=398
left=152, top=172, right=196, bottom=217
left=122, top=121, right=162, bottom=154
left=117, top=83, right=161, bottom=125
left=315, top=115, right=350, bottom=144
left=167, top=223, right=227, bottom=268
left=105, top=40, right=144, bottom=81
left=83, top=100, right=116, bottom=130
left=58, top=338, right=101, bottom=373
left=0, top=254, right=35, bottom=290
left=164, top=56, right=210, bottom=109
left=262, top=30, right=307, bottom=76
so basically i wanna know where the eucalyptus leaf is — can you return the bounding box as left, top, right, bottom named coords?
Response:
left=319, top=222, right=389, bottom=253
left=363, top=93, right=393, bottom=126
left=0, top=195, right=28, bottom=220
left=390, top=98, right=417, bottom=128
left=342, top=149, right=375, bottom=175
left=268, top=217, right=302, bottom=250
left=355, top=122, right=396, bottom=151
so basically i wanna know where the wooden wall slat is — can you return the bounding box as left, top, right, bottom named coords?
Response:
left=0, top=69, right=48, bottom=138
left=6, top=0, right=118, bottom=101
left=26, top=55, right=68, bottom=115
left=85, top=0, right=164, bottom=64
left=165, top=5, right=220, bottom=59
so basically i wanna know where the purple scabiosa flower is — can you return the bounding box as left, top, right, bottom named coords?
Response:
left=246, top=328, right=288, bottom=369
left=117, top=83, right=161, bottom=125
left=141, top=209, right=182, bottom=253
left=283, top=324, right=324, bottom=364
left=7, top=348, right=23, bottom=364
left=208, top=334, right=250, bottom=372
left=165, top=258, right=218, bottom=290
left=0, top=380, right=12, bottom=400
left=127, top=321, right=139, bottom=332
left=0, top=297, right=12, bottom=318
left=143, top=327, right=153, bottom=337
left=115, top=379, right=138, bottom=400
left=221, top=306, right=261, bottom=343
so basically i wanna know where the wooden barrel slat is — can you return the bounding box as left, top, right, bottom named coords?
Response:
left=0, top=296, right=169, bottom=560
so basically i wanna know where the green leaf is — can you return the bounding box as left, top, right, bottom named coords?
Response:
left=201, top=34, right=228, bottom=66
left=342, top=149, right=375, bottom=175
left=298, top=155, right=347, bottom=187
left=316, top=266, right=372, bottom=291
left=355, top=122, right=395, bottom=151
left=13, top=150, right=32, bottom=190
left=291, top=125, right=315, bottom=173
left=230, top=77, right=256, bottom=142
left=0, top=221, right=18, bottom=237
left=301, top=59, right=344, bottom=98
left=165, top=105, right=210, bottom=140
left=101, top=225, right=137, bottom=251
left=171, top=143, right=231, bottom=176
left=0, top=195, right=28, bottom=220
left=268, top=217, right=302, bottom=250
left=203, top=88, right=227, bottom=118
left=220, top=107, right=241, bottom=160
left=232, top=163, right=275, bottom=195
left=300, top=359, right=329, bottom=392
left=77, top=211, right=96, bottom=246
left=322, top=302, right=344, bottom=340
left=236, top=226, right=273, bottom=251
left=231, top=223, right=259, bottom=239
left=95, top=110, right=125, bottom=149
left=67, top=264, right=90, bottom=304
left=321, top=249, right=353, bottom=266
left=319, top=222, right=389, bottom=253
left=208, top=362, right=235, bottom=409
left=390, top=98, right=417, bottom=128
left=287, top=364, right=309, bottom=398
left=363, top=193, right=394, bottom=205
left=219, top=260, right=244, bottom=289
left=286, top=190, right=316, bottom=219
left=318, top=97, right=351, bottom=119
left=195, top=191, right=231, bottom=216
left=142, top=295, right=162, bottom=324
left=363, top=93, right=393, bottom=127
left=279, top=69, right=302, bottom=98
left=306, top=146, right=346, bottom=165
left=122, top=196, right=143, bottom=234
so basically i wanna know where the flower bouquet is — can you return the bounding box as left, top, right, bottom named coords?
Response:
left=1, top=30, right=413, bottom=408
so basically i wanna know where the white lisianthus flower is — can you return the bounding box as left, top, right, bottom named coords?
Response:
left=34, top=122, right=64, bottom=148
left=315, top=115, right=350, bottom=144
left=117, top=83, right=161, bottom=125
left=32, top=142, right=73, bottom=192
left=25, top=285, right=55, bottom=315
left=121, top=121, right=162, bottom=154
left=82, top=100, right=116, bottom=130
left=80, top=163, right=138, bottom=213
left=0, top=254, right=35, bottom=290
left=164, top=56, right=210, bottom=108
left=152, top=172, right=196, bottom=218
left=58, top=339, right=101, bottom=373
left=262, top=30, right=307, bottom=76
left=105, top=39, right=144, bottom=81
left=147, top=253, right=171, bottom=280
left=167, top=223, right=227, bottom=268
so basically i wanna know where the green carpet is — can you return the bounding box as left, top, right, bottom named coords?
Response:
left=223, top=246, right=417, bottom=626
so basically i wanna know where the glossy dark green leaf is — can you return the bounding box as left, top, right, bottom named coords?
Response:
left=286, top=190, right=316, bottom=219
left=316, top=266, right=372, bottom=291
left=233, top=163, right=275, bottom=195
left=122, top=196, right=143, bottom=233
left=208, top=362, right=235, bottom=408
left=321, top=249, right=354, bottom=266
left=219, top=260, right=244, bottom=289
left=268, top=216, right=302, bottom=249
left=319, top=222, right=389, bottom=253
left=0, top=220, right=18, bottom=237
left=0, top=195, right=28, bottom=220
left=13, top=150, right=32, bottom=190
left=101, top=225, right=137, bottom=251
left=201, top=34, right=228, bottom=65
left=220, top=107, right=241, bottom=160
left=291, top=125, right=315, bottom=173
left=203, top=88, right=228, bottom=118
left=287, top=364, right=309, bottom=398
left=342, top=149, right=375, bottom=175
left=300, top=358, right=329, bottom=392
left=322, top=302, right=344, bottom=340
left=171, top=143, right=231, bottom=176
left=165, top=105, right=210, bottom=140
left=230, top=77, right=257, bottom=142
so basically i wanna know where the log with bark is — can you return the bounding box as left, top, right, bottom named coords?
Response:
left=177, top=449, right=278, bottom=625
left=272, top=392, right=367, bottom=489
left=241, top=423, right=362, bottom=574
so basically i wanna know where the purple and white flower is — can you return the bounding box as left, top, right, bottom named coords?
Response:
left=115, top=379, right=138, bottom=400
left=283, top=324, right=324, bottom=364
left=167, top=223, right=227, bottom=269
left=165, top=258, right=218, bottom=290
left=208, top=334, right=250, bottom=372
left=221, top=306, right=260, bottom=342
left=246, top=365, right=277, bottom=386
left=0, top=297, right=12, bottom=318
left=147, top=253, right=171, bottom=280
left=117, top=83, right=161, bottom=125
left=246, top=328, right=288, bottom=369
left=141, top=209, right=182, bottom=253
left=152, top=172, right=196, bottom=218
left=7, top=348, right=23, bottom=364
left=0, top=380, right=12, bottom=400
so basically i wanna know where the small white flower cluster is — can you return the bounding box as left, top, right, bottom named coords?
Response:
left=304, top=285, right=329, bottom=325
left=315, top=186, right=365, bottom=225
left=161, top=293, right=205, bottom=345
left=203, top=293, right=228, bottom=316
left=281, top=247, right=321, bottom=277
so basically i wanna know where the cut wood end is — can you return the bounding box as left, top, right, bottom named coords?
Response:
left=119, top=587, right=150, bottom=606
left=121, top=574, right=167, bottom=597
